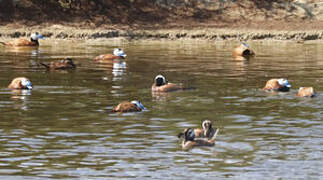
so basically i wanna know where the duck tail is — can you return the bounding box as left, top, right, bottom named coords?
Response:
left=0, top=42, right=6, bottom=46
left=39, top=62, right=50, bottom=69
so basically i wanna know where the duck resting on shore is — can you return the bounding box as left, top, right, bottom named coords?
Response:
left=263, top=78, right=291, bottom=92
left=296, top=87, right=316, bottom=97
left=112, top=100, right=146, bottom=113
left=151, top=75, right=183, bottom=92
left=94, top=48, right=127, bottom=62
left=8, top=77, right=33, bottom=90
left=39, top=58, right=76, bottom=70
left=0, top=32, right=44, bottom=47
left=233, top=43, right=255, bottom=58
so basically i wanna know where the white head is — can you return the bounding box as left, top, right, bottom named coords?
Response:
left=154, top=74, right=166, bottom=86
left=30, top=32, right=44, bottom=41
left=21, top=78, right=32, bottom=89
left=113, top=48, right=127, bottom=58
left=131, top=100, right=146, bottom=110
left=202, top=120, right=212, bottom=130
left=277, top=78, right=291, bottom=88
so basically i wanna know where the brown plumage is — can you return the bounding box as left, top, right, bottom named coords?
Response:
left=8, top=77, right=32, bottom=90
left=94, top=54, right=122, bottom=62
left=233, top=43, right=255, bottom=58
left=0, top=33, right=44, bottom=47
left=180, top=128, right=219, bottom=150
left=263, top=78, right=291, bottom=92
left=0, top=39, right=38, bottom=46
left=297, top=87, right=316, bottom=97
left=151, top=75, right=183, bottom=92
left=112, top=101, right=145, bottom=113
left=94, top=48, right=126, bottom=62
left=40, top=58, right=76, bottom=70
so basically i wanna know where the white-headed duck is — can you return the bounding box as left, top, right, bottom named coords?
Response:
left=0, top=33, right=44, bottom=47
left=180, top=128, right=219, bottom=150
left=94, top=48, right=127, bottom=62
left=39, top=58, right=76, bottom=70
left=297, top=87, right=316, bottom=97
left=233, top=43, right=255, bottom=58
left=263, top=78, right=291, bottom=92
left=112, top=100, right=146, bottom=113
left=151, top=75, right=183, bottom=92
left=178, top=120, right=215, bottom=139
left=8, top=77, right=32, bottom=90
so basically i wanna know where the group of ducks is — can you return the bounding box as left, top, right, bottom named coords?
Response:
left=1, top=33, right=317, bottom=150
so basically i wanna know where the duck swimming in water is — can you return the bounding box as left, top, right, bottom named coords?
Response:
left=94, top=48, right=127, bottom=62
left=112, top=100, right=146, bottom=113
left=178, top=120, right=215, bottom=139
left=180, top=128, right=219, bottom=150
left=233, top=43, right=255, bottom=58
left=297, top=87, right=316, bottom=97
left=151, top=75, right=183, bottom=92
left=39, top=58, right=76, bottom=70
left=263, top=78, right=291, bottom=92
left=8, top=77, right=32, bottom=90
left=0, top=32, right=44, bottom=47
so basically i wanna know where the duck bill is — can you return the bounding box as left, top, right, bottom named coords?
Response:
left=37, top=34, right=45, bottom=39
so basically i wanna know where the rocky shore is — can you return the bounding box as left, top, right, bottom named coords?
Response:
left=1, top=26, right=323, bottom=42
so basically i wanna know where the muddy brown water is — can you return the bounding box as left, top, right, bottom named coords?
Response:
left=0, top=40, right=322, bottom=179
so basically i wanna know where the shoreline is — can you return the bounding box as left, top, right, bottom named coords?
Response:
left=1, top=26, right=323, bottom=42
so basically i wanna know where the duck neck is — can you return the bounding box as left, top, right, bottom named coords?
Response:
left=30, top=38, right=39, bottom=45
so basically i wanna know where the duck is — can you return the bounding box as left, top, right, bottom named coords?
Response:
left=151, top=75, right=183, bottom=92
left=112, top=100, right=146, bottom=112
left=233, top=43, right=255, bottom=58
left=39, top=58, right=76, bottom=70
left=0, top=32, right=44, bottom=47
left=94, top=48, right=127, bottom=62
left=178, top=120, right=215, bottom=139
left=8, top=77, right=32, bottom=90
left=180, top=128, right=219, bottom=150
left=297, top=87, right=316, bottom=97
left=263, top=78, right=291, bottom=92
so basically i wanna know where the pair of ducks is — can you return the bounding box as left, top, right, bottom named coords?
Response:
left=112, top=74, right=183, bottom=112
left=263, top=78, right=316, bottom=97
left=178, top=120, right=220, bottom=150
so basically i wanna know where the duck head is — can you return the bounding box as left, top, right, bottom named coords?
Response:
left=184, top=128, right=195, bottom=142
left=113, top=48, right=127, bottom=58
left=63, top=58, right=76, bottom=68
left=131, top=100, right=146, bottom=110
left=20, top=78, right=33, bottom=89
left=277, top=78, right=291, bottom=92
left=202, top=120, right=212, bottom=131
left=154, top=75, right=166, bottom=86
left=30, top=32, right=44, bottom=41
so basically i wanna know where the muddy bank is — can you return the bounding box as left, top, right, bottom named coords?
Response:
left=1, top=26, right=323, bottom=42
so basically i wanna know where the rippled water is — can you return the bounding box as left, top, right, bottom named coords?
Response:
left=0, top=39, right=322, bottom=179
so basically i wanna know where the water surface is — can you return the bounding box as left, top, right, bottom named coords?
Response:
left=0, top=39, right=322, bottom=179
